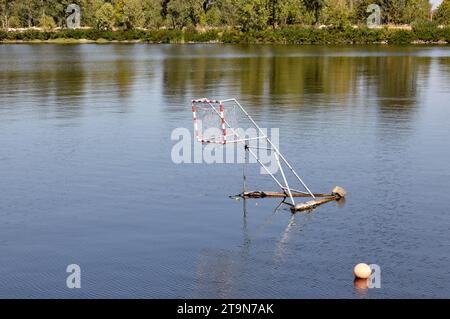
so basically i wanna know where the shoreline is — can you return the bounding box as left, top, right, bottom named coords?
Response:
left=1, top=27, right=450, bottom=45
left=1, top=39, right=449, bottom=45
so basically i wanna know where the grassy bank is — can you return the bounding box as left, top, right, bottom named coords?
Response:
left=1, top=26, right=450, bottom=45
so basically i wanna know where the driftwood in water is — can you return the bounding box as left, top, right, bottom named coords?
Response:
left=292, top=186, right=347, bottom=212
left=292, top=196, right=337, bottom=212
left=242, top=191, right=330, bottom=199
left=240, top=186, right=347, bottom=213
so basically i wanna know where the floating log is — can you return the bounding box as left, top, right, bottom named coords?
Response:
left=292, top=186, right=347, bottom=212
left=291, top=196, right=337, bottom=212
left=239, top=186, right=347, bottom=213
left=242, top=191, right=332, bottom=199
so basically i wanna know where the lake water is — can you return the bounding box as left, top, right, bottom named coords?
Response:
left=0, top=44, right=449, bottom=298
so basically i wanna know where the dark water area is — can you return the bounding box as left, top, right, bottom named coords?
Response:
left=0, top=44, right=449, bottom=298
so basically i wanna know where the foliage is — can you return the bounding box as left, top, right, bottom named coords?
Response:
left=95, top=2, right=115, bottom=30
left=321, top=0, right=351, bottom=28
left=353, top=0, right=430, bottom=25
left=123, top=0, right=146, bottom=29
left=435, top=0, right=450, bottom=25
left=8, top=15, right=21, bottom=28
left=404, top=0, right=431, bottom=24
left=38, top=15, right=56, bottom=31
left=279, top=0, right=314, bottom=26
left=79, top=0, right=104, bottom=27
left=0, top=0, right=443, bottom=37
left=238, top=0, right=269, bottom=31
left=215, top=0, right=241, bottom=26
left=303, top=0, right=325, bottom=24
left=167, top=0, right=206, bottom=29
left=143, top=0, right=164, bottom=28
left=2, top=25, right=450, bottom=45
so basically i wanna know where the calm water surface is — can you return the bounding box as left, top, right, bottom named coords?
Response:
left=0, top=44, right=449, bottom=298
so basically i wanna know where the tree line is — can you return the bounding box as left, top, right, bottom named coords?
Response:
left=0, top=0, right=449, bottom=31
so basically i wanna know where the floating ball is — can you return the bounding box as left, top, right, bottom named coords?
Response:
left=354, top=263, right=371, bottom=279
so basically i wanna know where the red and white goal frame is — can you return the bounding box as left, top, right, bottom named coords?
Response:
left=191, top=98, right=228, bottom=144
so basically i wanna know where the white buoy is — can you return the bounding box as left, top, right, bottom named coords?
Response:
left=354, top=263, right=371, bottom=279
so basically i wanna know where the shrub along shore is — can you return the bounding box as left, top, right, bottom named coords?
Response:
left=1, top=26, right=450, bottom=45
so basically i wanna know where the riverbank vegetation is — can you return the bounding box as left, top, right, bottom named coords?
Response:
left=1, top=0, right=450, bottom=44
left=2, top=25, right=450, bottom=44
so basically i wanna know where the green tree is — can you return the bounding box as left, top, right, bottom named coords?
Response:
left=143, top=0, right=164, bottom=28
left=378, top=0, right=429, bottom=24
left=237, top=0, right=269, bottom=31
left=8, top=14, right=20, bottom=27
left=1, top=0, right=11, bottom=29
left=197, top=0, right=241, bottom=27
left=202, top=0, right=216, bottom=13
left=161, top=0, right=170, bottom=18
left=167, top=0, right=205, bottom=29
left=205, top=6, right=221, bottom=25
left=404, top=0, right=431, bottom=24
left=114, top=0, right=127, bottom=28
left=79, top=0, right=104, bottom=27
left=0, top=0, right=438, bottom=31
left=95, top=2, right=115, bottom=30
left=385, top=0, right=404, bottom=23
left=7, top=0, right=24, bottom=28
left=47, top=0, right=73, bottom=27
left=39, top=14, right=56, bottom=30
left=267, top=0, right=282, bottom=28
left=202, top=0, right=220, bottom=25
left=353, top=0, right=430, bottom=25
left=279, top=0, right=313, bottom=25
left=215, top=0, right=240, bottom=26
left=303, top=0, right=325, bottom=24
left=183, top=0, right=206, bottom=26
left=435, top=0, right=450, bottom=24
left=123, top=0, right=146, bottom=29
left=321, top=0, right=350, bottom=27
left=10, top=0, right=42, bottom=28
left=166, top=0, right=184, bottom=28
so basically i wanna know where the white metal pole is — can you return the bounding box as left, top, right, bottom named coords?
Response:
left=233, top=99, right=316, bottom=199
left=243, top=141, right=248, bottom=194
left=274, top=152, right=295, bottom=205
